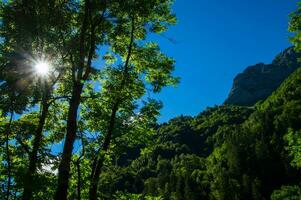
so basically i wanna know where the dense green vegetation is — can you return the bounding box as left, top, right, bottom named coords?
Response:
left=92, top=67, right=301, bottom=199
left=0, top=0, right=301, bottom=200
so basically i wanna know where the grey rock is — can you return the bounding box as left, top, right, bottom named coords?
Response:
left=224, top=47, right=301, bottom=106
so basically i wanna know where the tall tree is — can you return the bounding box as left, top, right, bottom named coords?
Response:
left=0, top=1, right=69, bottom=199
left=54, top=1, right=108, bottom=199
left=1, top=1, right=177, bottom=199
left=54, top=0, right=177, bottom=199
left=88, top=14, right=177, bottom=199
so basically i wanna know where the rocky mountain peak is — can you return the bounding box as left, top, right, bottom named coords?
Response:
left=224, top=47, right=301, bottom=106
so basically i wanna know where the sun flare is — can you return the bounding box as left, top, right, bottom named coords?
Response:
left=34, top=61, right=50, bottom=75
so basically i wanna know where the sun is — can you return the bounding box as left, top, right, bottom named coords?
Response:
left=34, top=61, right=50, bottom=75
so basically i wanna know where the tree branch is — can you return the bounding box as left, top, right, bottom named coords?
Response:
left=83, top=2, right=107, bottom=81
left=77, top=0, right=91, bottom=81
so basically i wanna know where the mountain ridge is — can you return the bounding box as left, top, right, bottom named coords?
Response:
left=224, top=47, right=301, bottom=106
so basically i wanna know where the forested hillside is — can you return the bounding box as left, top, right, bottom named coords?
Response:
left=93, top=67, right=301, bottom=199
left=1, top=1, right=301, bottom=200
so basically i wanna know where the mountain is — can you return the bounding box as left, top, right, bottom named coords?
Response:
left=224, top=47, right=301, bottom=106
left=104, top=67, right=301, bottom=200
left=97, top=67, right=301, bottom=199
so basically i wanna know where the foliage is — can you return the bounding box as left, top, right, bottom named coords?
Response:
left=0, top=0, right=178, bottom=199
left=93, top=68, right=301, bottom=200
left=0, top=1, right=301, bottom=200
left=271, top=185, right=301, bottom=200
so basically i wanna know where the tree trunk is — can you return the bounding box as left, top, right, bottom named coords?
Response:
left=22, top=95, right=50, bottom=200
left=5, top=111, right=13, bottom=200
left=88, top=103, right=118, bottom=200
left=76, top=159, right=82, bottom=200
left=55, top=83, right=83, bottom=200
left=88, top=18, right=135, bottom=200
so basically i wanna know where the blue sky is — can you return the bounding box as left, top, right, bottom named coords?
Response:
left=153, top=0, right=300, bottom=122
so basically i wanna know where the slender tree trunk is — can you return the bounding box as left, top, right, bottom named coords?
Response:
left=88, top=18, right=135, bottom=200
left=89, top=103, right=118, bottom=200
left=54, top=1, right=105, bottom=198
left=22, top=95, right=50, bottom=200
left=76, top=159, right=82, bottom=200
left=5, top=110, right=13, bottom=200
left=55, top=83, right=83, bottom=200
left=75, top=133, right=85, bottom=200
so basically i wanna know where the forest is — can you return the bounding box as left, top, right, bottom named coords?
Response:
left=0, top=0, right=301, bottom=200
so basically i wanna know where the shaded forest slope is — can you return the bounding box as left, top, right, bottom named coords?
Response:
left=98, top=54, right=301, bottom=200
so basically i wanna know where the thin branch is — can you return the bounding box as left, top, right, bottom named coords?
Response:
left=122, top=17, right=135, bottom=76
left=58, top=29, right=76, bottom=83
left=47, top=95, right=72, bottom=105
left=83, top=2, right=107, bottom=81
left=5, top=105, right=14, bottom=200
left=77, top=0, right=91, bottom=81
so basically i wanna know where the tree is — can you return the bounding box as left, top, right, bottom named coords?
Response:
left=0, top=1, right=70, bottom=199
left=87, top=5, right=177, bottom=197
left=46, top=0, right=177, bottom=199
left=1, top=1, right=177, bottom=199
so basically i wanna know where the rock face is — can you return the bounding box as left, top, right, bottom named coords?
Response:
left=224, top=47, right=301, bottom=106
